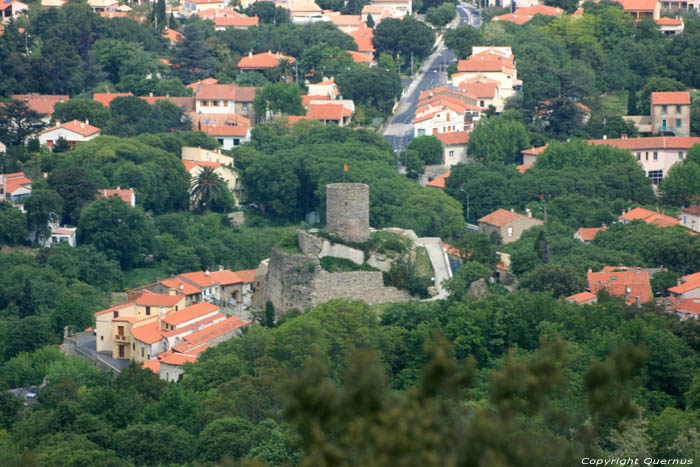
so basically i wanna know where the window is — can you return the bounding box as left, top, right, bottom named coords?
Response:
left=507, top=227, right=513, bottom=237
left=114, top=311, right=119, bottom=318
left=141, top=347, right=144, bottom=357
left=637, top=152, right=641, bottom=161
left=449, top=150, right=454, bottom=158
left=417, top=129, right=425, bottom=136
left=242, top=103, right=248, bottom=110
left=234, top=139, right=240, bottom=146
left=100, top=336, right=104, bottom=341
left=684, top=216, right=687, bottom=225
left=217, top=138, right=224, bottom=145
left=146, top=306, right=151, bottom=316
left=662, top=119, right=667, bottom=130
left=648, top=169, right=663, bottom=185
left=653, top=152, right=658, bottom=161
left=677, top=119, right=681, bottom=127
left=677, top=105, right=682, bottom=114
left=645, top=152, right=649, bottom=161
left=212, top=100, right=219, bottom=107
left=132, top=343, right=135, bottom=350
left=480, top=100, right=485, bottom=107
left=680, top=152, right=684, bottom=160
left=663, top=105, right=667, bottom=114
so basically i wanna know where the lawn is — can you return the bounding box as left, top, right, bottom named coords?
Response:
left=601, top=90, right=629, bottom=115
left=123, top=266, right=170, bottom=290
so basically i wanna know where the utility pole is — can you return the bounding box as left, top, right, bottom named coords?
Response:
left=411, top=51, right=414, bottom=77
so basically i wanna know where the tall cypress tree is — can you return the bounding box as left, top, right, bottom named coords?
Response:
left=156, top=0, right=166, bottom=31
left=627, top=89, right=637, bottom=116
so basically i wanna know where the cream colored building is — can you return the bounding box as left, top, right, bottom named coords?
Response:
left=680, top=206, right=700, bottom=233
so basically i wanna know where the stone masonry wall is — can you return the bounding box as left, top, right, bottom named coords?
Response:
left=264, top=249, right=321, bottom=313
left=310, top=271, right=411, bottom=305
left=298, top=230, right=324, bottom=255
left=326, top=183, right=369, bottom=243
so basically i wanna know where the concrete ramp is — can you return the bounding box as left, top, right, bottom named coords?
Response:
left=417, top=237, right=452, bottom=300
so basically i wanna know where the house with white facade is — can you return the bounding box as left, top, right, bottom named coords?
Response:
left=37, top=120, right=101, bottom=149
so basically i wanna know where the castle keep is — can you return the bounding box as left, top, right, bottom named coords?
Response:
left=325, top=183, right=370, bottom=243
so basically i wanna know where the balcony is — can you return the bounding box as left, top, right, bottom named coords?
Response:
left=114, top=334, right=131, bottom=342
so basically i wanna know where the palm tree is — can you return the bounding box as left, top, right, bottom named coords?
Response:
left=190, top=167, right=227, bottom=212
left=276, top=58, right=296, bottom=83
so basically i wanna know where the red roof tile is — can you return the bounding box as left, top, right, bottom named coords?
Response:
left=142, top=359, right=161, bottom=374
left=521, top=144, right=548, bottom=156
left=180, top=270, right=227, bottom=288
left=682, top=206, right=700, bottom=216
left=134, top=291, right=184, bottom=307
left=162, top=302, right=219, bottom=327
left=427, top=170, right=449, bottom=188
left=203, top=124, right=250, bottom=137
left=237, top=51, right=295, bottom=70
left=187, top=78, right=218, bottom=89
left=160, top=353, right=198, bottom=365
left=655, top=17, right=682, bottom=25
left=651, top=91, right=690, bottom=105
left=195, top=83, right=236, bottom=100
left=668, top=271, right=700, bottom=294
left=38, top=120, right=100, bottom=137
left=587, top=270, right=652, bottom=305
left=566, top=291, right=597, bottom=304
left=11, top=94, right=69, bottom=116
left=516, top=163, right=533, bottom=173
left=617, top=0, right=658, bottom=11
left=232, top=269, right=257, bottom=283
left=478, top=208, right=523, bottom=227
left=306, top=103, right=352, bottom=120
left=350, top=24, right=374, bottom=53
left=1, top=172, right=32, bottom=195
left=131, top=321, right=163, bottom=344
left=460, top=81, right=498, bottom=99
left=159, top=277, right=201, bottom=295
left=172, top=316, right=249, bottom=353
left=436, top=131, right=469, bottom=145
left=93, top=92, right=133, bottom=107
left=576, top=226, right=607, bottom=242
left=588, top=136, right=700, bottom=151
left=209, top=269, right=243, bottom=285
left=96, top=188, right=134, bottom=205
left=94, top=301, right=133, bottom=317
left=620, top=207, right=679, bottom=227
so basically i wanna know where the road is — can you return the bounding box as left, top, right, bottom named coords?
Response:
left=74, top=332, right=132, bottom=372
left=418, top=237, right=453, bottom=299
left=383, top=3, right=480, bottom=152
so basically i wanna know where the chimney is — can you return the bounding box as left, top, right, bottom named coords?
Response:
left=116, top=186, right=120, bottom=190
left=677, top=279, right=682, bottom=286
left=526, top=208, right=532, bottom=217
left=625, top=287, right=631, bottom=302
left=86, top=119, right=89, bottom=125
left=149, top=92, right=154, bottom=97
left=587, top=267, right=592, bottom=274
left=249, top=51, right=253, bottom=58
left=603, top=135, right=607, bottom=140
left=621, top=133, right=628, bottom=140
left=510, top=208, right=514, bottom=212
left=635, top=296, right=641, bottom=307
left=80, top=122, right=85, bottom=128
left=179, top=284, right=184, bottom=290
left=205, top=269, right=210, bottom=276
left=218, top=265, right=224, bottom=271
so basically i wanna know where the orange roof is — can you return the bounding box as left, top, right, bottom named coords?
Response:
left=161, top=29, right=184, bottom=43
left=436, top=131, right=469, bottom=145
left=427, top=170, right=450, bottom=188
left=588, top=270, right=652, bottom=305
left=183, top=160, right=220, bottom=172
left=233, top=269, right=257, bottom=283
left=187, top=78, right=218, bottom=89
left=214, top=15, right=259, bottom=27
left=302, top=94, right=331, bottom=107
left=306, top=103, right=352, bottom=120
left=617, top=0, right=658, bottom=11
left=457, top=59, right=512, bottom=73
left=160, top=353, right=198, bottom=366
left=160, top=313, right=225, bottom=338
left=237, top=51, right=295, bottom=70
left=96, top=188, right=134, bottom=205
left=516, top=163, right=533, bottom=173
left=159, top=277, right=201, bottom=295
left=235, top=86, right=258, bottom=102
left=209, top=269, right=243, bottom=285
left=576, top=226, right=607, bottom=242
left=350, top=24, right=374, bottom=53
left=179, top=270, right=224, bottom=287
left=521, top=144, right=548, bottom=157
left=655, top=17, right=682, bottom=25
left=492, top=12, right=533, bottom=24
left=184, top=343, right=211, bottom=356
left=11, top=94, right=69, bottom=116
left=460, top=81, right=499, bottom=99
left=588, top=136, right=700, bottom=151
left=668, top=271, right=700, bottom=294
left=131, top=321, right=163, bottom=344
left=478, top=208, right=523, bottom=227
left=172, top=316, right=249, bottom=353
left=620, top=207, right=679, bottom=227
left=93, top=92, right=133, bottom=107
left=94, top=301, right=133, bottom=317
left=134, top=291, right=183, bottom=307
left=682, top=206, right=700, bottom=216
left=52, top=228, right=76, bottom=236
left=195, top=83, right=236, bottom=100
left=38, top=120, right=100, bottom=137
left=203, top=124, right=249, bottom=137
left=516, top=4, right=562, bottom=15
left=651, top=91, right=690, bottom=105
left=100, top=11, right=128, bottom=18
left=1, top=172, right=32, bottom=195
left=142, top=359, right=161, bottom=374
left=162, top=301, right=219, bottom=327
left=667, top=297, right=700, bottom=317
left=566, top=291, right=597, bottom=304
left=330, top=14, right=361, bottom=26
left=413, top=111, right=440, bottom=124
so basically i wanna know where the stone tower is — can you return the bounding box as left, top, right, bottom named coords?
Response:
left=326, top=183, right=369, bottom=243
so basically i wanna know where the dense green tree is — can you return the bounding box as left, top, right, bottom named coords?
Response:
left=170, top=22, right=218, bottom=83
left=426, top=3, right=457, bottom=28
left=406, top=135, right=443, bottom=165
left=444, top=24, right=482, bottom=59
left=335, top=66, right=401, bottom=114
left=114, top=423, right=195, bottom=465
left=660, top=161, right=700, bottom=206
left=52, top=99, right=112, bottom=130
left=24, top=189, right=64, bottom=244
left=197, top=417, right=255, bottom=461
left=0, top=203, right=26, bottom=246
left=0, top=100, right=47, bottom=147
left=525, top=264, right=583, bottom=298
left=443, top=261, right=493, bottom=301
left=253, top=82, right=305, bottom=119
left=372, top=17, right=435, bottom=62
left=77, top=197, right=155, bottom=269
left=467, top=115, right=531, bottom=164
left=47, top=166, right=98, bottom=226
left=245, top=1, right=291, bottom=24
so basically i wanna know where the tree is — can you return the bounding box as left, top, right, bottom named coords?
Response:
left=52, top=99, right=112, bottom=129
left=444, top=25, right=482, bottom=59
left=170, top=22, right=218, bottom=83
left=425, top=3, right=456, bottom=28
left=47, top=166, right=98, bottom=226
left=335, top=66, right=402, bottom=114
left=400, top=149, right=425, bottom=179
left=372, top=17, right=435, bottom=62
left=627, top=88, right=638, bottom=115
left=197, top=417, right=255, bottom=461
left=534, top=230, right=550, bottom=264
left=443, top=261, right=492, bottom=300
left=190, top=166, right=232, bottom=212
left=366, top=13, right=375, bottom=28
left=24, top=189, right=64, bottom=243
left=245, top=1, right=290, bottom=24
left=114, top=423, right=195, bottom=465
left=253, top=82, right=305, bottom=120
left=155, top=0, right=166, bottom=30
left=467, top=115, right=531, bottom=164
left=0, top=100, right=47, bottom=146
left=526, top=264, right=583, bottom=298
left=77, top=197, right=155, bottom=269
left=660, top=161, right=700, bottom=206
left=407, top=135, right=443, bottom=164
left=638, top=76, right=686, bottom=115
left=0, top=203, right=26, bottom=245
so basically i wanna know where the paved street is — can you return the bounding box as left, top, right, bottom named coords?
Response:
left=383, top=3, right=480, bottom=152
left=418, top=237, right=453, bottom=299
left=74, top=332, right=132, bottom=371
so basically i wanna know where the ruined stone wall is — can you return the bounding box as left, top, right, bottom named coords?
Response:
left=326, top=183, right=369, bottom=243
left=298, top=230, right=324, bottom=256
left=310, top=271, right=411, bottom=305
left=264, top=249, right=321, bottom=313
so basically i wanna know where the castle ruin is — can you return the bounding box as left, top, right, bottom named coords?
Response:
left=326, top=183, right=369, bottom=243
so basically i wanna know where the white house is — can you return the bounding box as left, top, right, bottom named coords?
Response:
left=41, top=227, right=77, bottom=248
left=1, top=0, right=28, bottom=22
left=202, top=124, right=251, bottom=150
left=37, top=120, right=101, bottom=148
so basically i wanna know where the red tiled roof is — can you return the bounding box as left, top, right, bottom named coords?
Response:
left=460, top=81, right=498, bottom=99
left=682, top=206, right=700, bottom=216
left=162, top=301, right=219, bottom=327
left=187, top=78, right=218, bottom=89
left=172, top=316, right=249, bottom=352
left=93, top=92, right=133, bottom=107
left=588, top=136, right=700, bottom=151
left=209, top=269, right=243, bottom=285
left=178, top=271, right=218, bottom=287
left=96, top=188, right=134, bottom=205
left=516, top=4, right=562, bottom=15
left=233, top=269, right=257, bottom=283
left=142, top=359, right=161, bottom=374
left=427, top=170, right=450, bottom=188
left=587, top=270, right=652, bottom=305
left=235, top=86, right=258, bottom=102
left=516, top=163, right=533, bottom=173
left=302, top=94, right=331, bottom=107
left=655, top=17, right=682, bottom=25
left=413, top=111, right=440, bottom=124
left=160, top=277, right=201, bottom=295
left=457, top=59, right=513, bottom=73
left=1, top=172, right=32, bottom=195
left=203, top=124, right=249, bottom=136
left=38, top=120, right=100, bottom=137
left=617, top=0, right=658, bottom=11
left=330, top=14, right=361, bottom=25
left=195, top=83, right=236, bottom=100
left=134, top=291, right=183, bottom=307
left=668, top=271, right=700, bottom=294
left=566, top=291, right=597, bottom=304
left=214, top=15, right=259, bottom=27
left=651, top=91, right=690, bottom=105
left=183, top=160, right=220, bottom=172
left=350, top=24, right=374, bottom=53
left=492, top=12, right=533, bottom=24
left=131, top=321, right=163, bottom=344
left=140, top=96, right=195, bottom=113
left=161, top=28, right=183, bottom=43
left=160, top=353, right=198, bottom=365
left=478, top=208, right=523, bottom=226
left=620, top=207, right=679, bottom=227
left=11, top=94, right=69, bottom=116
left=436, top=131, right=469, bottom=145
left=94, top=301, right=133, bottom=317
left=306, top=103, right=352, bottom=120
left=576, top=226, right=607, bottom=242
left=666, top=297, right=700, bottom=317
left=238, top=51, right=295, bottom=70
left=521, top=144, right=548, bottom=156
